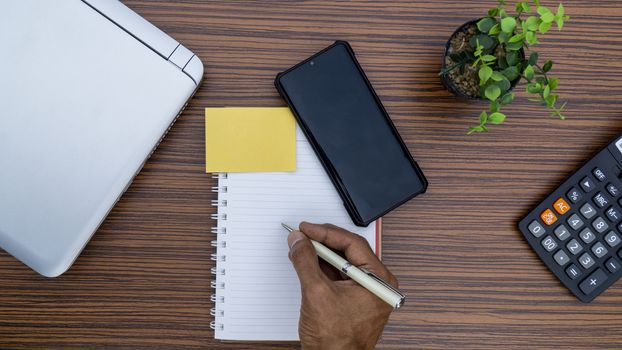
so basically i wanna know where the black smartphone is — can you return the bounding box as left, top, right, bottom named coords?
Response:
left=275, top=41, right=427, bottom=226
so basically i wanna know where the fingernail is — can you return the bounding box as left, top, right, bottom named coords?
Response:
left=288, top=230, right=305, bottom=250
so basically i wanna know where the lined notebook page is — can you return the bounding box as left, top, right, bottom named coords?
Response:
left=213, top=127, right=378, bottom=341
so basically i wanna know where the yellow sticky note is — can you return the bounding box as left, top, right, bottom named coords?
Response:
left=205, top=107, right=296, bottom=173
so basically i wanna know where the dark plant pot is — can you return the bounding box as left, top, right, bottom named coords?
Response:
left=440, top=18, right=524, bottom=101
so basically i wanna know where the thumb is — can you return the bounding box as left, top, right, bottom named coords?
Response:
left=288, top=230, right=325, bottom=290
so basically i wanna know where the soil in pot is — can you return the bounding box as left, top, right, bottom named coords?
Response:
left=441, top=20, right=522, bottom=100
left=443, top=24, right=480, bottom=98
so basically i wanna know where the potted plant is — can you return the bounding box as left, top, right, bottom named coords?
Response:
left=440, top=0, right=570, bottom=134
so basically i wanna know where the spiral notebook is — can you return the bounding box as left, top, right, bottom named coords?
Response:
left=210, top=127, right=380, bottom=341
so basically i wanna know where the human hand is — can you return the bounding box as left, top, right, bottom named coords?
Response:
left=287, top=222, right=398, bottom=350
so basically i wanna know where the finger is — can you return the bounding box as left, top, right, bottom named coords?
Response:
left=299, top=222, right=391, bottom=279
left=318, top=259, right=345, bottom=281
left=287, top=230, right=328, bottom=290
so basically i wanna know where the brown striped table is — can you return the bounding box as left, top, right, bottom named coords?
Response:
left=2, top=1, right=622, bottom=349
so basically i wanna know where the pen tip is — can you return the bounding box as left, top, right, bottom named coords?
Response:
left=281, top=223, right=294, bottom=232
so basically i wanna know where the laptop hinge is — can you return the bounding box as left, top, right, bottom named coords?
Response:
left=81, top=0, right=202, bottom=85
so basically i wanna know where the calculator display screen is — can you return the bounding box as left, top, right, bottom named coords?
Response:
left=277, top=42, right=426, bottom=224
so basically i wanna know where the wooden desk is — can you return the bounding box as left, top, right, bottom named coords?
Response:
left=2, top=1, right=622, bottom=348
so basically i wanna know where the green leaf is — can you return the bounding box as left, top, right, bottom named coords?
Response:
left=468, top=125, right=486, bottom=134
left=526, top=31, right=537, bottom=45
left=507, top=41, right=523, bottom=51
left=482, top=55, right=497, bottom=62
left=537, top=6, right=551, bottom=16
left=502, top=66, right=520, bottom=81
left=541, top=12, right=555, bottom=23
left=489, top=23, right=502, bottom=35
left=498, top=57, right=509, bottom=69
left=556, top=17, right=565, bottom=30
left=488, top=8, right=500, bottom=17
left=479, top=65, right=493, bottom=84
left=557, top=3, right=565, bottom=17
left=527, top=82, right=542, bottom=93
left=485, top=85, right=501, bottom=101
left=542, top=60, right=553, bottom=73
left=469, top=35, right=495, bottom=50
left=528, top=52, right=539, bottom=66
left=522, top=2, right=532, bottom=12
left=509, top=33, right=525, bottom=43
left=500, top=92, right=516, bottom=105
left=490, top=100, right=501, bottom=112
left=539, top=21, right=552, bottom=33
left=549, top=76, right=559, bottom=89
left=501, top=17, right=517, bottom=33
left=491, top=71, right=505, bottom=81
left=506, top=51, right=519, bottom=66
left=515, top=2, right=524, bottom=12
left=497, top=57, right=508, bottom=70
left=545, top=94, right=558, bottom=107
left=524, top=65, right=535, bottom=80
left=488, top=112, right=507, bottom=124
left=479, top=111, right=488, bottom=124
left=524, top=16, right=540, bottom=31
left=477, top=17, right=496, bottom=33
left=543, top=85, right=551, bottom=98
left=496, top=76, right=511, bottom=93
left=498, top=32, right=510, bottom=44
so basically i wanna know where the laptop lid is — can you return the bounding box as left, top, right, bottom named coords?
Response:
left=0, top=0, right=203, bottom=277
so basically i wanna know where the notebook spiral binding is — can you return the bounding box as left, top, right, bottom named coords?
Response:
left=210, top=173, right=228, bottom=332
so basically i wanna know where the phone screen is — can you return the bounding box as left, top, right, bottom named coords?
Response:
left=277, top=42, right=426, bottom=224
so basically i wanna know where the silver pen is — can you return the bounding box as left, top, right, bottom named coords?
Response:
left=282, top=223, right=405, bottom=309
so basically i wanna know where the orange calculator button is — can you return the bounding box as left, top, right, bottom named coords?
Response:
left=553, top=198, right=571, bottom=215
left=540, top=209, right=558, bottom=225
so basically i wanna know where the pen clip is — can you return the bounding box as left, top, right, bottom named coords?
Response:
left=360, top=267, right=406, bottom=309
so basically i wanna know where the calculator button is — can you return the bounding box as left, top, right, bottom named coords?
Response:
left=606, top=207, right=621, bottom=223
left=541, top=236, right=558, bottom=252
left=579, top=252, right=596, bottom=269
left=553, top=198, right=571, bottom=215
left=567, top=214, right=584, bottom=230
left=579, top=228, right=596, bottom=244
left=618, top=248, right=622, bottom=260
left=605, top=231, right=621, bottom=247
left=606, top=258, right=621, bottom=273
left=608, top=184, right=620, bottom=197
left=567, top=188, right=582, bottom=203
left=540, top=209, right=557, bottom=226
left=593, top=192, right=610, bottom=208
left=591, top=242, right=608, bottom=258
left=554, top=225, right=571, bottom=241
left=592, top=217, right=609, bottom=234
left=553, top=249, right=570, bottom=266
left=593, top=168, right=607, bottom=182
left=528, top=220, right=546, bottom=238
left=580, top=177, right=596, bottom=192
left=566, top=239, right=583, bottom=255
left=579, top=268, right=607, bottom=295
left=579, top=203, right=597, bottom=219
left=566, top=264, right=582, bottom=279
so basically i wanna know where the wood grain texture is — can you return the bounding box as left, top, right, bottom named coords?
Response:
left=3, top=0, right=622, bottom=348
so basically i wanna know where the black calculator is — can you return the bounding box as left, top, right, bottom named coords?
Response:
left=519, top=134, right=622, bottom=302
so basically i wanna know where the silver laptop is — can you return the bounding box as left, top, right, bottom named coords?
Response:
left=0, top=0, right=203, bottom=277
